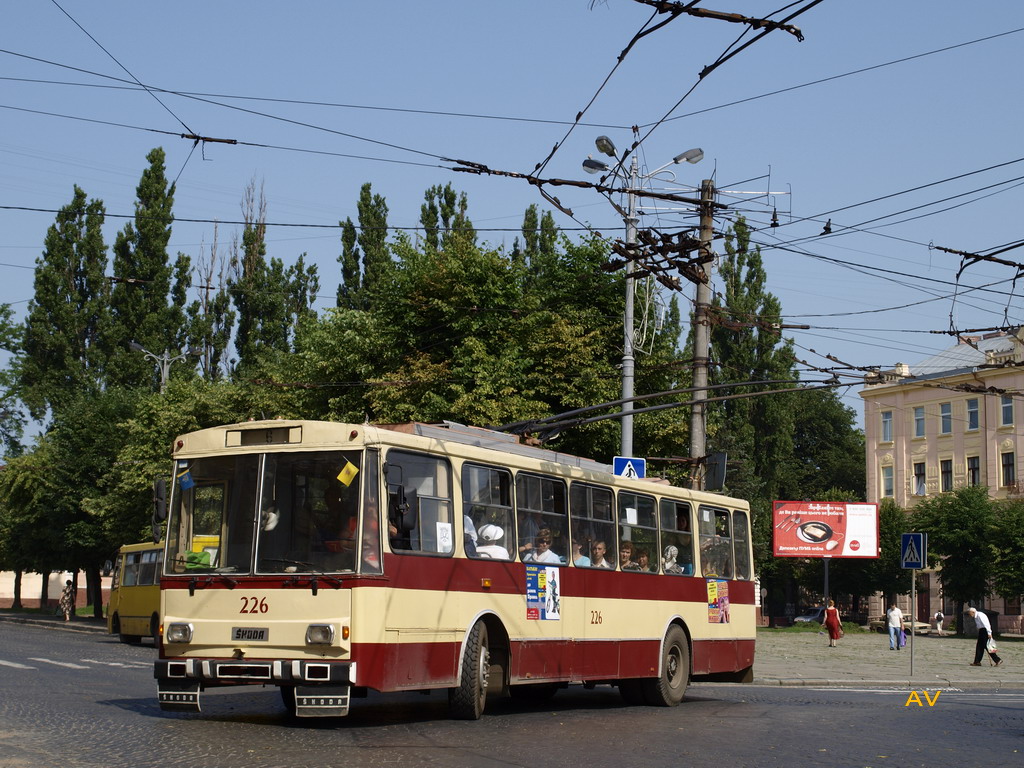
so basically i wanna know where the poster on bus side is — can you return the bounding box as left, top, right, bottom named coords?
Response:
left=525, top=564, right=560, bottom=620
left=707, top=579, right=730, bottom=623
left=772, top=500, right=879, bottom=558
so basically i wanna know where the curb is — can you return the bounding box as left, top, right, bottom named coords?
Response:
left=0, top=614, right=107, bottom=634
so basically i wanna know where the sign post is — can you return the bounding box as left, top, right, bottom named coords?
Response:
left=901, top=532, right=927, bottom=676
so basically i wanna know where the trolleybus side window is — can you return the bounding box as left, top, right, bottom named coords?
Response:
left=359, top=449, right=383, bottom=574
left=570, top=482, right=616, bottom=569
left=463, top=464, right=514, bottom=560
left=617, top=491, right=657, bottom=573
left=698, top=506, right=733, bottom=579
left=516, top=473, right=567, bottom=565
left=731, top=509, right=752, bottom=580
left=385, top=451, right=454, bottom=555
left=659, top=499, right=694, bottom=575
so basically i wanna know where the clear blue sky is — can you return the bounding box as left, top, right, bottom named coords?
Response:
left=3, top=1, right=1024, bottom=427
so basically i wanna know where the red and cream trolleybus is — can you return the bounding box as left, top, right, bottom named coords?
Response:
left=155, top=419, right=754, bottom=719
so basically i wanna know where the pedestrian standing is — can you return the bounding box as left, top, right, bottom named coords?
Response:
left=58, top=579, right=75, bottom=622
left=968, top=607, right=1002, bottom=667
left=823, top=599, right=842, bottom=648
left=886, top=603, right=904, bottom=650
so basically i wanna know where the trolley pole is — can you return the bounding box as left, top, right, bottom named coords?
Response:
left=689, top=179, right=716, bottom=489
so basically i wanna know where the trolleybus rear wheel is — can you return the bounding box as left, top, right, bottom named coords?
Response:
left=641, top=625, right=689, bottom=706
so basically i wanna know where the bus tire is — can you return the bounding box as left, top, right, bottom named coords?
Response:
left=150, top=614, right=160, bottom=645
left=448, top=621, right=489, bottom=720
left=112, top=614, right=141, bottom=645
left=641, top=625, right=689, bottom=706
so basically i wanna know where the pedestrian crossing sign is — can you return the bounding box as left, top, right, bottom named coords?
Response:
left=901, top=532, right=926, bottom=569
left=613, top=456, right=646, bottom=479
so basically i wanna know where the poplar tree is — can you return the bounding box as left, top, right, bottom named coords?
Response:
left=108, top=148, right=179, bottom=390
left=19, top=186, right=110, bottom=421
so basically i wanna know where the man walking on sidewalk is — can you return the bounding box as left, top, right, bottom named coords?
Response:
left=968, top=607, right=1002, bottom=667
left=886, top=603, right=904, bottom=650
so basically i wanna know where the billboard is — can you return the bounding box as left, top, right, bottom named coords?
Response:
left=772, top=500, right=879, bottom=558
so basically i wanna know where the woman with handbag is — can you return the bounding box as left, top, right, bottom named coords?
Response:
left=824, top=599, right=842, bottom=648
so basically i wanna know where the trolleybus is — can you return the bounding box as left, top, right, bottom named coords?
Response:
left=155, top=419, right=754, bottom=719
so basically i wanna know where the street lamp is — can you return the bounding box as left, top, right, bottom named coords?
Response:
left=129, top=342, right=199, bottom=394
left=582, top=135, right=703, bottom=458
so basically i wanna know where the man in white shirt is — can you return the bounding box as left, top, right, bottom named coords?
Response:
left=968, top=607, right=1003, bottom=667
left=886, top=604, right=904, bottom=650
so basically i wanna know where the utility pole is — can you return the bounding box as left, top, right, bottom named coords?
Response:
left=620, top=153, right=639, bottom=457
left=689, top=179, right=716, bottom=489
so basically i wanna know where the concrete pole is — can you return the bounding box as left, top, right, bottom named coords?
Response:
left=689, top=179, right=716, bottom=489
left=620, top=154, right=639, bottom=458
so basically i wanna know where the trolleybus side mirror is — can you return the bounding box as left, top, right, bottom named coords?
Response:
left=152, top=478, right=167, bottom=543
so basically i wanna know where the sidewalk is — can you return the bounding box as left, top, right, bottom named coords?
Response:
left=0, top=610, right=107, bottom=634
left=749, top=627, right=1024, bottom=689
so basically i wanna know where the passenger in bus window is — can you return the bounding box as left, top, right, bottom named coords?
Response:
left=571, top=535, right=591, bottom=566
left=463, top=514, right=479, bottom=557
left=619, top=541, right=640, bottom=570
left=361, top=518, right=382, bottom=573
left=590, top=540, right=613, bottom=568
left=475, top=524, right=510, bottom=559
left=663, top=545, right=683, bottom=574
left=523, top=528, right=562, bottom=564
left=635, top=547, right=651, bottom=572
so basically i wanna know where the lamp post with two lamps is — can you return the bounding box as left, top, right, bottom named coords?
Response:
left=129, top=342, right=200, bottom=394
left=583, top=136, right=704, bottom=458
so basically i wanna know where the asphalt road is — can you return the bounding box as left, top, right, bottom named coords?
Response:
left=0, top=618, right=1022, bottom=768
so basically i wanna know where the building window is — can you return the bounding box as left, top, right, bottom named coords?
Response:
left=1005, top=596, right=1021, bottom=616
left=966, top=398, right=979, bottom=431
left=1002, top=395, right=1014, bottom=426
left=967, top=456, right=981, bottom=486
left=881, top=465, right=894, bottom=498
left=940, top=402, right=952, bottom=434
left=913, top=407, right=925, bottom=438
left=940, top=459, right=953, bottom=492
left=881, top=410, right=893, bottom=442
left=913, top=462, right=926, bottom=496
left=1002, top=452, right=1016, bottom=487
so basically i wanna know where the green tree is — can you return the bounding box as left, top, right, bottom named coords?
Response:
left=19, top=186, right=109, bottom=421
left=108, top=147, right=180, bottom=390
left=229, top=179, right=320, bottom=373
left=781, top=388, right=865, bottom=499
left=705, top=217, right=797, bottom=505
left=990, top=498, right=1024, bottom=600
left=912, top=485, right=995, bottom=634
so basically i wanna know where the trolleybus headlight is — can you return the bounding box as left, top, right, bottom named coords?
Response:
left=165, top=622, right=194, bottom=643
left=305, top=624, right=336, bottom=645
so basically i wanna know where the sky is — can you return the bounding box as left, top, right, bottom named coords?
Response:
left=3, top=1, right=1024, bottom=429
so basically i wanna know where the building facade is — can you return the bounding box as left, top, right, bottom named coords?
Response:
left=860, top=332, right=1024, bottom=632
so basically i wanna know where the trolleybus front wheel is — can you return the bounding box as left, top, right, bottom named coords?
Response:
left=448, top=621, right=489, bottom=720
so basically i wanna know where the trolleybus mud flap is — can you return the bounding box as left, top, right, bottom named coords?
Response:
left=158, top=680, right=202, bottom=712
left=294, top=684, right=351, bottom=717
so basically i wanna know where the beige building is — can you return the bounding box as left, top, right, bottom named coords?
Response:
left=860, top=332, right=1023, bottom=632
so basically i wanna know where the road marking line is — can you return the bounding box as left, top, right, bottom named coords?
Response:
left=80, top=658, right=150, bottom=668
left=28, top=657, right=90, bottom=669
left=0, top=659, right=36, bottom=669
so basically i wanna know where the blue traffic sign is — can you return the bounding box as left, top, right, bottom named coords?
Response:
left=901, top=532, right=926, bottom=569
left=613, top=456, right=646, bottom=479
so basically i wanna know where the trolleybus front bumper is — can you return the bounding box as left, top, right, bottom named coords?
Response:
left=155, top=658, right=355, bottom=717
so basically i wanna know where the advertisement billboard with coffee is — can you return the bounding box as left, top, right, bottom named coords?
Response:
left=771, top=500, right=879, bottom=558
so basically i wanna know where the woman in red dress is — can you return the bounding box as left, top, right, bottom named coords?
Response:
left=824, top=599, right=842, bottom=647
